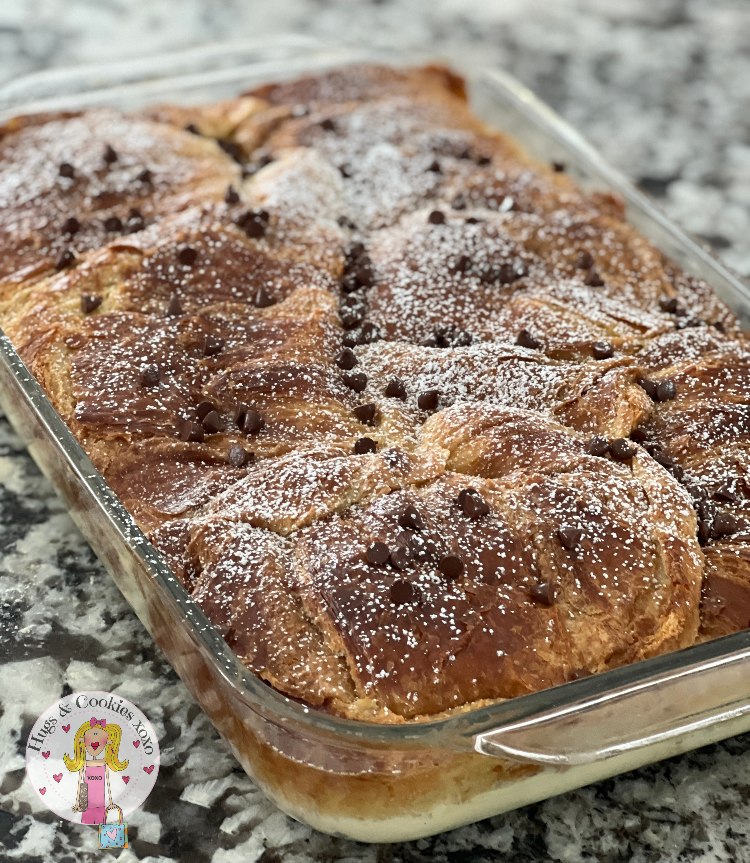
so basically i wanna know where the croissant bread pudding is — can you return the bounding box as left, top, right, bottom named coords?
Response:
left=1, top=64, right=748, bottom=722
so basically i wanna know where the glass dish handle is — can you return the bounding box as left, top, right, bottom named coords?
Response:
left=474, top=644, right=750, bottom=766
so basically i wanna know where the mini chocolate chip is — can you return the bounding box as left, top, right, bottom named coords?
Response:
left=698, top=518, right=712, bottom=545
left=61, top=216, right=81, bottom=236
left=427, top=210, right=446, bottom=225
left=227, top=444, right=252, bottom=467
left=714, top=481, right=739, bottom=503
left=241, top=409, right=265, bottom=435
left=177, top=419, right=204, bottom=443
left=385, top=378, right=407, bottom=400
left=102, top=144, right=118, bottom=165
left=136, top=168, right=153, bottom=185
left=457, top=488, right=490, bottom=519
left=452, top=254, right=472, bottom=274
left=343, top=371, right=367, bottom=392
left=201, top=410, right=224, bottom=434
left=235, top=209, right=269, bottom=239
left=399, top=505, right=425, bottom=531
left=125, top=208, right=145, bottom=233
left=366, top=541, right=391, bottom=566
left=340, top=302, right=365, bottom=329
left=390, top=578, right=417, bottom=605
left=557, top=526, right=583, bottom=550
left=609, top=438, right=637, bottom=461
left=417, top=389, right=440, bottom=411
left=656, top=380, right=677, bottom=402
left=516, top=329, right=541, bottom=350
left=354, top=403, right=378, bottom=425
left=335, top=348, right=357, bottom=371
left=196, top=401, right=216, bottom=421
left=390, top=544, right=412, bottom=570
left=140, top=364, right=160, bottom=387
left=427, top=159, right=442, bottom=173
left=55, top=248, right=76, bottom=271
left=575, top=251, right=594, bottom=270
left=58, top=162, right=75, bottom=178
left=166, top=293, right=183, bottom=316
left=529, top=581, right=556, bottom=606
left=103, top=215, right=122, bottom=233
left=587, top=436, right=610, bottom=457
left=630, top=426, right=649, bottom=443
left=438, top=555, right=464, bottom=581
left=659, top=296, right=680, bottom=313
left=224, top=185, right=240, bottom=205
left=465, top=216, right=481, bottom=225
left=354, top=436, right=377, bottom=454
left=320, top=117, right=337, bottom=132
left=202, top=334, right=224, bottom=357
left=185, top=123, right=200, bottom=135
left=177, top=246, right=198, bottom=266
left=233, top=402, right=250, bottom=426
left=253, top=286, right=274, bottom=308
left=712, top=511, right=739, bottom=538
left=551, top=161, right=566, bottom=172
left=80, top=294, right=102, bottom=314
left=475, top=154, right=492, bottom=167
left=338, top=164, right=352, bottom=178
left=638, top=378, right=659, bottom=399
left=592, top=341, right=614, bottom=360
left=584, top=269, right=605, bottom=287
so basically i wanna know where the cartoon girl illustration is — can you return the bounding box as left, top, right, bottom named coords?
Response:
left=63, top=718, right=128, bottom=825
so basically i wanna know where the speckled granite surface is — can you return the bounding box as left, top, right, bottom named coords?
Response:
left=1, top=1, right=750, bottom=861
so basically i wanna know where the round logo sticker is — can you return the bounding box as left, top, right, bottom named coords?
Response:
left=25, top=691, right=159, bottom=825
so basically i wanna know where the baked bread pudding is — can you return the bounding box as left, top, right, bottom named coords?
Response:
left=1, top=64, right=747, bottom=722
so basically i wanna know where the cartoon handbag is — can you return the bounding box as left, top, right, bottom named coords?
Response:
left=98, top=805, right=128, bottom=849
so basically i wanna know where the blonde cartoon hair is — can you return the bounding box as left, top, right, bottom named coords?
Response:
left=63, top=720, right=128, bottom=772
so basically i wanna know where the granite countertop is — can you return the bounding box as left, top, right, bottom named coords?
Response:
left=1, top=1, right=750, bottom=861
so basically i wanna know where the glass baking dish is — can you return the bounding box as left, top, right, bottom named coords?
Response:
left=2, top=37, right=750, bottom=844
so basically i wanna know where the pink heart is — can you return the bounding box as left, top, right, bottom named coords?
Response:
left=53, top=773, right=63, bottom=783
left=132, top=740, right=140, bottom=748
left=143, top=764, right=154, bottom=775
left=106, top=828, right=117, bottom=840
left=62, top=724, right=70, bottom=733
left=122, top=776, right=130, bottom=784
left=39, top=787, right=46, bottom=795
left=90, top=742, right=100, bottom=751
left=42, top=751, right=50, bottom=759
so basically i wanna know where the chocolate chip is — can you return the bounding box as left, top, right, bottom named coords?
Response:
left=584, top=269, right=604, bottom=287
left=80, top=294, right=102, bottom=314
left=475, top=154, right=492, bottom=167
left=656, top=380, right=677, bottom=402
left=390, top=544, right=412, bottom=570
left=241, top=409, right=265, bottom=435
left=253, top=286, right=274, bottom=308
left=399, top=505, right=425, bottom=531
left=55, top=248, right=76, bottom=271
left=516, top=329, right=541, bottom=350
left=484, top=262, right=523, bottom=285
left=201, top=410, right=224, bottom=434
left=227, top=444, right=252, bottom=467
left=557, top=526, right=583, bottom=550
left=196, top=401, right=216, bottom=421
left=140, top=364, right=160, bottom=387
left=177, top=246, right=198, bottom=266
left=551, top=161, right=566, bottom=172
left=592, top=341, right=614, bottom=360
left=354, top=436, right=377, bottom=454
left=202, top=334, right=224, bottom=357
left=698, top=518, right=712, bottom=545
left=390, top=579, right=417, bottom=605
left=336, top=348, right=357, bottom=370
left=177, top=419, right=204, bottom=443
left=427, top=159, right=442, bottom=173
left=659, top=296, right=680, bottom=313
left=234, top=209, right=270, bottom=239
left=575, top=251, right=594, bottom=270
left=466, top=216, right=482, bottom=225
left=185, top=123, right=200, bottom=135
left=166, top=293, right=183, bottom=316
left=217, top=138, right=244, bottom=163
left=457, top=488, right=490, bottom=519
left=452, top=254, right=472, bottom=275
left=354, top=403, right=378, bottom=425
left=320, top=117, right=337, bottom=132
left=338, top=164, right=352, bottom=178
left=609, top=438, right=637, bottom=461
left=417, top=389, right=439, bottom=412
left=340, top=299, right=365, bottom=329
left=529, top=581, right=556, bottom=606
left=638, top=378, right=659, bottom=399
left=438, top=555, right=464, bottom=581
left=343, top=371, right=367, bottom=392
left=428, top=210, right=446, bottom=225
left=233, top=402, right=250, bottom=426
left=713, top=481, right=739, bottom=503
left=103, top=215, right=122, bottom=233
left=224, top=185, right=240, bottom=205
left=365, top=541, right=390, bottom=566
left=102, top=144, right=118, bottom=165
left=125, top=208, right=145, bottom=233
left=385, top=378, right=407, bottom=400
left=587, top=436, right=609, bottom=457
left=58, top=162, right=75, bottom=178
left=357, top=322, right=381, bottom=344
left=61, top=216, right=81, bottom=236
left=630, top=426, right=649, bottom=443
left=712, top=511, right=739, bottom=538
